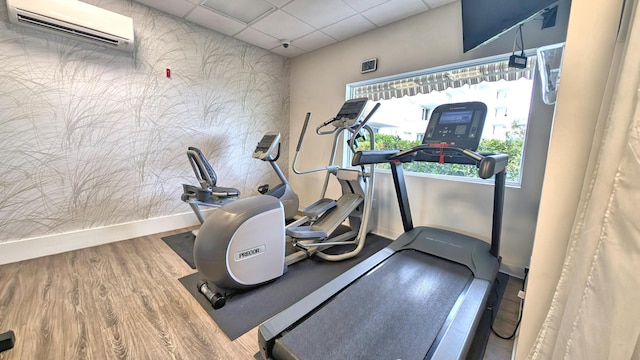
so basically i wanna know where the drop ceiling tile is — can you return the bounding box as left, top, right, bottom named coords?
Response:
left=235, top=27, right=281, bottom=50
left=283, top=0, right=356, bottom=29
left=341, top=0, right=391, bottom=12
left=293, top=31, right=338, bottom=51
left=185, top=6, right=247, bottom=36
left=200, top=0, right=275, bottom=24
left=135, top=0, right=449, bottom=58
left=264, top=0, right=294, bottom=7
left=251, top=10, right=315, bottom=40
left=362, top=0, right=429, bottom=26
left=321, top=14, right=377, bottom=41
left=135, top=0, right=196, bottom=18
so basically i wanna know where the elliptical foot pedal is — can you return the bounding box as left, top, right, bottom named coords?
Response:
left=197, top=280, right=226, bottom=309
left=286, top=226, right=327, bottom=239
left=302, top=198, right=337, bottom=219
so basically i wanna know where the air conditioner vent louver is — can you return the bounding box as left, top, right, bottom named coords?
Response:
left=6, top=0, right=135, bottom=53
left=17, top=13, right=121, bottom=47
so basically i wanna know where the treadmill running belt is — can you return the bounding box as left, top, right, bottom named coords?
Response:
left=273, top=250, right=473, bottom=360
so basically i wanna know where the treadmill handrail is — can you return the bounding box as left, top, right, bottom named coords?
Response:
left=352, top=150, right=399, bottom=166
left=478, top=153, right=508, bottom=179
left=352, top=146, right=508, bottom=179
left=353, top=146, right=507, bottom=252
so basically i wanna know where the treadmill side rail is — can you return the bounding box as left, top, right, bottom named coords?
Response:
left=429, top=279, right=492, bottom=360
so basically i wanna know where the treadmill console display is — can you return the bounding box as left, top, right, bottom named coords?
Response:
left=334, top=98, right=368, bottom=128
left=422, top=102, right=487, bottom=151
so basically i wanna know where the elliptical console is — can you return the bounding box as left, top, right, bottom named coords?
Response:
left=332, top=98, right=369, bottom=128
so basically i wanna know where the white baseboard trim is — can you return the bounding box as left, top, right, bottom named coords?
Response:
left=0, top=212, right=202, bottom=265
left=498, top=262, right=525, bottom=279
left=3, top=216, right=530, bottom=275
left=371, top=226, right=401, bottom=241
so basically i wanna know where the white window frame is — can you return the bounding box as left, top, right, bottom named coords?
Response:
left=345, top=51, right=538, bottom=187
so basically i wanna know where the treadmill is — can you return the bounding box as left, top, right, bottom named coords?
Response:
left=258, top=102, right=508, bottom=360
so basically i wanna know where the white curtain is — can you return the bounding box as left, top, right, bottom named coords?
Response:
left=528, top=1, right=640, bottom=359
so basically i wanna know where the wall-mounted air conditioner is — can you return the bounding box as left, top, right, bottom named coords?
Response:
left=6, top=0, right=135, bottom=52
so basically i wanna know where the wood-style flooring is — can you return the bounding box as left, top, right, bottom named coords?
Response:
left=484, top=276, right=523, bottom=360
left=0, top=228, right=522, bottom=359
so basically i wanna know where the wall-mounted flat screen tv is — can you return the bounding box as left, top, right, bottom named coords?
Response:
left=462, top=0, right=558, bottom=52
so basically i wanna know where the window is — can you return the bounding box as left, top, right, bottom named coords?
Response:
left=347, top=54, right=536, bottom=184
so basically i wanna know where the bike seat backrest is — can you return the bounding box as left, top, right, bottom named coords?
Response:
left=187, top=147, right=218, bottom=187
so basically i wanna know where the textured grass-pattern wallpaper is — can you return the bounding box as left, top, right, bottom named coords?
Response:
left=0, top=0, right=290, bottom=242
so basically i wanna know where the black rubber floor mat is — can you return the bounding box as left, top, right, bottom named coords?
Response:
left=161, top=232, right=196, bottom=269
left=179, top=233, right=392, bottom=340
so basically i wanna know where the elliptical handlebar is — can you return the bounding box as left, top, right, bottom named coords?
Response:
left=292, top=112, right=341, bottom=175
left=296, top=113, right=311, bottom=152
left=293, top=99, right=379, bottom=176
left=315, top=120, right=340, bottom=135
left=347, top=102, right=380, bottom=153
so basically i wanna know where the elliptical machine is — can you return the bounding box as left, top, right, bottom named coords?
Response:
left=194, top=98, right=380, bottom=309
